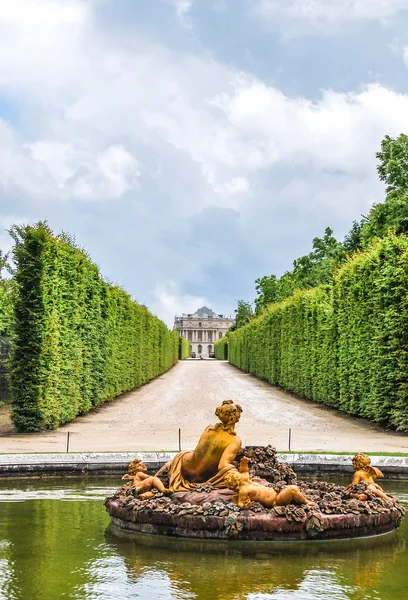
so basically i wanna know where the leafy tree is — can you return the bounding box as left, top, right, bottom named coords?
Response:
left=340, top=134, right=408, bottom=251
left=292, top=227, right=344, bottom=288
left=0, top=251, right=14, bottom=337
left=254, top=228, right=344, bottom=313
left=376, top=133, right=408, bottom=194
left=343, top=220, right=364, bottom=254
left=229, top=300, right=254, bottom=331
left=254, top=274, right=278, bottom=315
left=254, top=134, right=408, bottom=314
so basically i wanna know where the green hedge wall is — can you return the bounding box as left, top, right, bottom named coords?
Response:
left=229, top=233, right=408, bottom=431
left=9, top=223, right=179, bottom=432
left=179, top=336, right=191, bottom=359
left=214, top=337, right=228, bottom=360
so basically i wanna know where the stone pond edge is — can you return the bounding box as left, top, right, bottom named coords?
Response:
left=1, top=452, right=408, bottom=478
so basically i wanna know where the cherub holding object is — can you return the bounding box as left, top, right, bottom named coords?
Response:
left=121, top=459, right=169, bottom=499
left=348, top=453, right=395, bottom=504
left=224, top=457, right=313, bottom=510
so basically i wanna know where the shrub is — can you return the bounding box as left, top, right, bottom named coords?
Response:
left=229, top=233, right=408, bottom=431
left=179, top=336, right=191, bottom=359
left=214, top=337, right=228, bottom=360
left=9, top=223, right=178, bottom=431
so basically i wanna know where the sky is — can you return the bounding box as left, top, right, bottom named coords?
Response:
left=1, top=0, right=408, bottom=326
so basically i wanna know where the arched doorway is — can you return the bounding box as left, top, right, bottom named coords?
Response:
left=207, top=345, right=212, bottom=356
left=197, top=344, right=202, bottom=355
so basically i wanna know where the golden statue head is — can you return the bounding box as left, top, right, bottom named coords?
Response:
left=352, top=453, right=371, bottom=471
left=128, top=459, right=148, bottom=476
left=352, top=453, right=384, bottom=479
left=215, top=400, right=243, bottom=432
left=224, top=470, right=242, bottom=491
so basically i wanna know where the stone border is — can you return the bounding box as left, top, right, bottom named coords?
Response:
left=0, top=452, right=176, bottom=478
left=279, top=453, right=408, bottom=479
left=107, top=500, right=403, bottom=541
left=1, top=452, right=408, bottom=478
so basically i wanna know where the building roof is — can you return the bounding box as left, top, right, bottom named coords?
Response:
left=195, top=306, right=216, bottom=317
left=176, top=306, right=233, bottom=320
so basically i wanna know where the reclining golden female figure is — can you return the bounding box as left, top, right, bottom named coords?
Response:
left=225, top=457, right=313, bottom=509
left=156, top=400, right=243, bottom=492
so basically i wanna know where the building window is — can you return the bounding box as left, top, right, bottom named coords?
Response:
left=198, top=322, right=202, bottom=327
left=198, top=344, right=202, bottom=354
left=188, top=331, right=192, bottom=341
left=208, top=345, right=212, bottom=354
left=198, top=331, right=202, bottom=342
left=208, top=332, right=212, bottom=342
left=219, top=332, right=222, bottom=339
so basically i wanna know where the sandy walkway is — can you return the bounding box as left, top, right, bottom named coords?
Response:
left=1, top=360, right=407, bottom=453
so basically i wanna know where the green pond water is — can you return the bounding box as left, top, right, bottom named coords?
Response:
left=1, top=477, right=408, bottom=600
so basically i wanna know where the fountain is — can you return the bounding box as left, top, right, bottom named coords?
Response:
left=105, top=401, right=405, bottom=541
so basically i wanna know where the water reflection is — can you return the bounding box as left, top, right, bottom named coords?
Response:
left=105, top=524, right=405, bottom=600
left=0, top=477, right=407, bottom=600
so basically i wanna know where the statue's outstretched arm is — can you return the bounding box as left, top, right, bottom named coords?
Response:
left=218, top=437, right=242, bottom=471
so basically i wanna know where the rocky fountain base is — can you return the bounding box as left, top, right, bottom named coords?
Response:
left=105, top=447, right=405, bottom=541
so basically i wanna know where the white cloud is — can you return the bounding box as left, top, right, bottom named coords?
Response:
left=256, top=0, right=408, bottom=32
left=173, top=0, right=193, bottom=17
left=151, top=281, right=208, bottom=327
left=170, top=0, right=194, bottom=28
left=208, top=78, right=408, bottom=175
left=3, top=1, right=407, bottom=201
left=0, top=0, right=90, bottom=92
left=68, top=145, right=140, bottom=199
left=0, top=133, right=140, bottom=201
left=2, top=0, right=408, bottom=320
left=213, top=177, right=250, bottom=204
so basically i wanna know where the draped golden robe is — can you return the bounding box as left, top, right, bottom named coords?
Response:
left=168, top=451, right=237, bottom=492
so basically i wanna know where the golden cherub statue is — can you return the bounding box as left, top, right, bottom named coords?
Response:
left=224, top=457, right=313, bottom=509
left=121, top=459, right=169, bottom=499
left=156, top=400, right=243, bottom=492
left=348, top=453, right=395, bottom=504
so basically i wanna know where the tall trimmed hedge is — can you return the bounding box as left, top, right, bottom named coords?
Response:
left=179, top=336, right=191, bottom=360
left=229, top=233, right=408, bottom=431
left=9, top=223, right=179, bottom=432
left=214, top=337, right=228, bottom=360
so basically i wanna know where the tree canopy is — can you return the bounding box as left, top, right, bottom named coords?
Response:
left=253, top=133, right=408, bottom=315
left=0, top=251, right=14, bottom=336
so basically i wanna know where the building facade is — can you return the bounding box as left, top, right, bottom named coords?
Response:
left=173, top=306, right=235, bottom=358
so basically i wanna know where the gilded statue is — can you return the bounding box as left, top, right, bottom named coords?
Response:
left=348, top=453, right=396, bottom=504
left=156, top=400, right=243, bottom=492
left=225, top=457, right=313, bottom=509
left=121, top=459, right=169, bottom=499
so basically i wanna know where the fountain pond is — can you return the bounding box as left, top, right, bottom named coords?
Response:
left=0, top=476, right=408, bottom=599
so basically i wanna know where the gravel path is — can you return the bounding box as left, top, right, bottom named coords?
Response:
left=1, top=360, right=407, bottom=453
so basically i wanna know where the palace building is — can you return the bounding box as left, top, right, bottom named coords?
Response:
left=173, top=306, right=235, bottom=358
